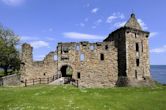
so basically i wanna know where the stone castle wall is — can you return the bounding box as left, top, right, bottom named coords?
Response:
left=20, top=14, right=153, bottom=87
left=57, top=42, right=118, bottom=87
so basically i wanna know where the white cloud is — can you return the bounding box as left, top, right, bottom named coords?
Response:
left=48, top=28, right=53, bottom=32
left=20, top=36, right=55, bottom=42
left=20, top=36, right=39, bottom=41
left=150, top=32, right=158, bottom=38
left=30, top=41, right=49, bottom=49
left=106, top=12, right=125, bottom=23
left=63, top=32, right=104, bottom=40
left=1, top=0, right=25, bottom=6
left=137, top=19, right=148, bottom=30
left=96, top=19, right=102, bottom=24
left=150, top=45, right=166, bottom=53
left=80, top=23, right=85, bottom=27
left=114, top=21, right=126, bottom=28
left=91, top=8, right=99, bottom=14
left=34, top=55, right=45, bottom=61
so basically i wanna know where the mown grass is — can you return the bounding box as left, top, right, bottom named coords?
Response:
left=0, top=85, right=166, bottom=110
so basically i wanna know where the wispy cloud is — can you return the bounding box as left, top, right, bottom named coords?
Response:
left=150, top=45, right=166, bottom=53
left=106, top=12, right=125, bottom=23
left=137, top=19, right=148, bottom=30
left=30, top=40, right=49, bottom=49
left=150, top=32, right=158, bottom=38
left=63, top=32, right=104, bottom=40
left=20, top=36, right=55, bottom=42
left=91, top=8, right=99, bottom=14
left=114, top=21, right=126, bottom=28
left=1, top=0, right=25, bottom=6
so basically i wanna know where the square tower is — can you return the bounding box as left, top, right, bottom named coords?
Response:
left=104, top=13, right=152, bottom=86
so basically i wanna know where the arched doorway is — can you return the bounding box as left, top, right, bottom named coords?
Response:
left=60, top=65, right=73, bottom=84
left=60, top=65, right=73, bottom=77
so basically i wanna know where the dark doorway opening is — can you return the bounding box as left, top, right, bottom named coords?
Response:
left=60, top=65, right=73, bottom=77
left=60, top=65, right=73, bottom=84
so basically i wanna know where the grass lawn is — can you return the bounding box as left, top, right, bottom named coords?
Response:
left=0, top=85, right=166, bottom=110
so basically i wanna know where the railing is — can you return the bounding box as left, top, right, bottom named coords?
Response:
left=71, top=78, right=79, bottom=87
left=24, top=74, right=60, bottom=87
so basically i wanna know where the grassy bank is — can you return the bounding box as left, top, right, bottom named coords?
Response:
left=0, top=85, right=166, bottom=110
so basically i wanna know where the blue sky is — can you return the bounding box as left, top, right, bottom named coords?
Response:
left=0, top=0, right=166, bottom=65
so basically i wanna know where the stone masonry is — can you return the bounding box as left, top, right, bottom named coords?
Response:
left=20, top=14, right=153, bottom=87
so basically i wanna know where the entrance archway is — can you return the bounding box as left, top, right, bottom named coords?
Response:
left=60, top=65, right=73, bottom=77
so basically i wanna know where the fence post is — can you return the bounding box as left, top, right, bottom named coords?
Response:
left=33, top=79, right=34, bottom=85
left=25, top=79, right=27, bottom=87
left=47, top=78, right=49, bottom=84
left=39, top=78, right=41, bottom=84
left=77, top=80, right=78, bottom=87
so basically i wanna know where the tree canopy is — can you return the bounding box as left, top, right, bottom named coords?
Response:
left=0, top=25, right=21, bottom=76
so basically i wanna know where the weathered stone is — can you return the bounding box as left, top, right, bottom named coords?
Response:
left=20, top=13, right=153, bottom=88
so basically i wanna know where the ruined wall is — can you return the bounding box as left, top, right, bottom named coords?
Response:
left=20, top=44, right=57, bottom=81
left=57, top=41, right=118, bottom=88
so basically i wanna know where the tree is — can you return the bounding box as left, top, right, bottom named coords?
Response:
left=0, top=25, right=21, bottom=76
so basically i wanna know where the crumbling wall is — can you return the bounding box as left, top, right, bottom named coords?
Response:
left=20, top=44, right=57, bottom=81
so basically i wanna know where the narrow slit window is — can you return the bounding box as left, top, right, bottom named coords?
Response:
left=136, top=59, right=139, bottom=67
left=135, top=70, right=137, bottom=79
left=100, top=53, right=104, bottom=61
left=77, top=72, right=80, bottom=79
left=136, top=43, right=139, bottom=52
left=142, top=41, right=143, bottom=52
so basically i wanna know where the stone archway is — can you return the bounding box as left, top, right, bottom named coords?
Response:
left=60, top=65, right=73, bottom=84
left=60, top=65, right=73, bottom=77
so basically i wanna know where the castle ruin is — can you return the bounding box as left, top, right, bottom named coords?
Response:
left=20, top=14, right=153, bottom=87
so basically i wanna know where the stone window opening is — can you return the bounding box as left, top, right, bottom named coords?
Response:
left=105, top=45, right=108, bottom=50
left=100, top=53, right=104, bottom=61
left=135, top=70, right=137, bottom=79
left=43, top=73, right=46, bottom=76
left=54, top=55, right=58, bottom=61
left=77, top=72, right=80, bottom=79
left=136, top=59, right=139, bottom=67
left=76, top=45, right=80, bottom=51
left=80, top=53, right=85, bottom=61
left=136, top=43, right=139, bottom=52
left=90, top=45, right=94, bottom=50
left=135, top=33, right=137, bottom=38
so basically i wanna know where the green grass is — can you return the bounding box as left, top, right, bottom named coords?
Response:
left=0, top=85, right=166, bottom=110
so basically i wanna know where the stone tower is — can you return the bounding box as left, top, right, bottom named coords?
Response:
left=104, top=13, right=152, bottom=86
left=20, top=43, right=33, bottom=80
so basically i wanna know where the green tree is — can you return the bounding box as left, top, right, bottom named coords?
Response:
left=0, top=25, right=21, bottom=76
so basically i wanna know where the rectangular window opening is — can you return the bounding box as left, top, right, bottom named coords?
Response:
left=100, top=53, right=104, bottom=61
left=90, top=45, right=94, bottom=50
left=80, top=53, right=85, bottom=61
left=136, top=59, right=139, bottom=67
left=77, top=72, right=80, bottom=79
left=76, top=45, right=80, bottom=51
left=136, top=43, right=139, bottom=52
